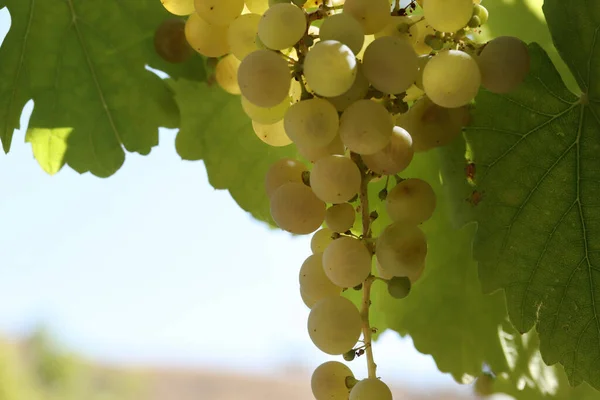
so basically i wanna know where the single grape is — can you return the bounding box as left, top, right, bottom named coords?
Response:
left=311, top=228, right=335, bottom=254
left=228, top=13, right=262, bottom=61
left=422, top=49, right=481, bottom=108
left=409, top=19, right=434, bottom=56
left=238, top=50, right=291, bottom=108
left=307, top=296, right=362, bottom=355
left=323, top=236, right=371, bottom=288
left=327, top=63, right=370, bottom=112
left=299, top=253, right=342, bottom=305
left=300, top=286, right=316, bottom=308
left=325, top=203, right=355, bottom=233
left=270, top=182, right=325, bottom=234
left=474, top=373, right=495, bottom=396
left=241, top=95, right=290, bottom=125
left=194, top=0, right=244, bottom=26
left=343, top=0, right=391, bottom=34
left=311, top=361, right=354, bottom=400
left=363, top=36, right=419, bottom=95
left=252, top=119, right=292, bottom=147
left=339, top=100, right=393, bottom=155
left=310, top=155, right=362, bottom=204
left=304, top=40, right=358, bottom=97
left=185, top=13, right=230, bottom=57
left=477, top=36, right=530, bottom=94
left=284, top=98, right=339, bottom=148
left=215, top=54, right=241, bottom=95
left=264, top=158, right=307, bottom=198
left=387, top=276, right=411, bottom=299
left=245, top=0, right=269, bottom=14
left=258, top=3, right=306, bottom=50
left=362, top=126, right=414, bottom=175
left=386, top=178, right=436, bottom=224
left=161, top=0, right=195, bottom=16
left=319, top=13, right=365, bottom=54
left=474, top=4, right=489, bottom=25
left=414, top=55, right=432, bottom=90
left=349, top=378, right=393, bottom=400
left=376, top=223, right=427, bottom=278
left=423, top=0, right=473, bottom=33
left=297, top=134, right=346, bottom=164
left=154, top=18, right=194, bottom=64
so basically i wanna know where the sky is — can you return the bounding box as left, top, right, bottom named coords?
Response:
left=0, top=5, right=464, bottom=393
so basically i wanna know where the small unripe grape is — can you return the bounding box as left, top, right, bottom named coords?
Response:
left=387, top=276, right=411, bottom=299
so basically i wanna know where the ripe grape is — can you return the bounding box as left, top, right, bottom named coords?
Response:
left=303, top=40, right=358, bottom=97
left=362, top=126, right=414, bottom=175
left=319, top=13, right=365, bottom=55
left=423, top=0, right=473, bottom=33
left=215, top=54, right=241, bottom=95
left=297, top=134, right=346, bottom=163
left=349, top=378, right=393, bottom=400
left=422, top=49, right=481, bottom=108
left=264, top=158, right=307, bottom=198
left=376, top=223, right=427, bottom=278
left=323, top=236, right=371, bottom=288
left=311, top=361, right=354, bottom=400
left=386, top=178, right=436, bottom=224
left=228, top=13, right=262, bottom=61
left=387, top=276, right=411, bottom=299
left=299, top=254, right=341, bottom=305
left=238, top=50, right=291, bottom=108
left=270, top=182, right=325, bottom=234
left=307, top=296, right=362, bottom=355
left=252, top=119, right=292, bottom=147
left=161, top=0, right=195, bottom=16
left=311, top=228, right=335, bottom=254
left=283, top=98, right=339, bottom=148
left=258, top=3, right=307, bottom=50
left=477, top=36, right=530, bottom=94
left=154, top=18, right=193, bottom=64
left=363, top=36, right=419, bottom=94
left=241, top=95, right=290, bottom=124
left=184, top=13, right=230, bottom=57
left=327, top=63, right=370, bottom=112
left=325, top=203, right=355, bottom=233
left=414, top=55, right=431, bottom=90
left=339, top=100, right=393, bottom=155
left=300, top=286, right=316, bottom=308
left=194, top=0, right=244, bottom=26
left=310, top=155, right=362, bottom=204
left=245, top=0, right=269, bottom=14
left=343, top=0, right=391, bottom=35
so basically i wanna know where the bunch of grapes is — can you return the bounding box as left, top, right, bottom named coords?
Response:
left=158, top=0, right=530, bottom=398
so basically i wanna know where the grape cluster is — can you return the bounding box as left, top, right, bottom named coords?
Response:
left=159, top=0, right=530, bottom=398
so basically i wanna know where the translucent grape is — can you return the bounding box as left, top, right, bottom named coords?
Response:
left=376, top=223, right=427, bottom=278
left=252, top=119, right=292, bottom=147
left=300, top=286, right=316, bottom=308
left=477, top=36, right=530, bottom=94
left=323, top=236, right=371, bottom=288
left=311, top=228, right=335, bottom=254
left=474, top=4, right=489, bottom=25
left=284, top=98, right=339, bottom=148
left=228, top=13, right=261, bottom=61
left=375, top=15, right=414, bottom=40
left=154, top=18, right=193, bottom=64
left=387, top=276, right=411, bottom=299
left=161, top=0, right=195, bottom=16
left=423, top=0, right=473, bottom=33
left=422, top=50, right=481, bottom=108
left=238, top=50, right=291, bottom=108
left=339, top=100, right=393, bottom=155
left=310, top=155, right=361, bottom=204
left=363, top=36, right=418, bottom=95
left=307, top=296, right=362, bottom=355
left=241, top=95, right=290, bottom=124
left=349, top=378, right=393, bottom=400
left=264, top=158, right=307, bottom=198
left=215, top=54, right=241, bottom=95
left=297, top=134, right=346, bottom=164
left=311, top=361, right=354, bottom=400
left=343, top=0, right=391, bottom=35
left=185, top=13, right=230, bottom=57
left=409, top=19, right=434, bottom=56
left=327, top=63, right=370, bottom=112
left=195, top=0, right=244, bottom=25
left=258, top=3, right=307, bottom=50
left=300, top=253, right=342, bottom=305
left=245, top=0, right=269, bottom=14
left=414, top=55, right=431, bottom=90
left=325, top=203, right=355, bottom=233
left=270, top=182, right=326, bottom=234
left=386, top=178, right=436, bottom=224
left=304, top=40, right=358, bottom=97
left=362, top=126, right=413, bottom=175
left=319, top=13, right=365, bottom=55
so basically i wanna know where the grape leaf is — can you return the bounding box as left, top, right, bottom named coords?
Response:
left=0, top=0, right=205, bottom=176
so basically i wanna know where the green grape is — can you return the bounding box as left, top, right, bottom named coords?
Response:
left=245, top=0, right=269, bottom=13
left=161, top=0, right=195, bottom=16
left=257, top=3, right=307, bottom=50
left=414, top=55, right=431, bottom=90
left=474, top=373, right=495, bottom=396
left=241, top=95, right=290, bottom=124
left=343, top=0, right=391, bottom=35
left=387, top=276, right=411, bottom=299
left=215, top=54, right=241, bottom=95
left=343, top=350, right=356, bottom=361
left=304, top=40, right=358, bottom=97
left=269, top=0, right=290, bottom=4
left=409, top=19, right=434, bottom=56
left=185, top=13, right=230, bottom=57
left=264, top=158, right=307, bottom=198
left=228, top=13, right=261, bottom=61
left=323, top=236, right=371, bottom=288
left=339, top=100, right=393, bottom=155
left=307, top=296, right=362, bottom=355
left=252, top=119, right=292, bottom=147
left=154, top=18, right=194, bottom=64
left=349, top=378, right=393, bottom=400
left=376, top=223, right=427, bottom=278
left=299, top=253, right=342, bottom=305
left=386, top=178, right=436, bottom=224
left=319, top=13, right=365, bottom=55
left=284, top=98, right=339, bottom=148
left=422, top=49, right=481, bottom=108
left=311, top=228, right=335, bottom=254
left=310, top=155, right=362, bottom=204
left=423, top=0, right=473, bottom=33
left=195, top=0, right=244, bottom=25
left=300, top=286, right=316, bottom=308
left=311, top=361, right=354, bottom=400
left=362, top=126, right=414, bottom=175
left=477, top=36, right=530, bottom=94
left=270, top=182, right=326, bottom=234
left=238, top=50, right=291, bottom=107
left=297, top=134, right=346, bottom=164
left=374, top=15, right=412, bottom=39
left=325, top=203, right=355, bottom=233
left=363, top=36, right=419, bottom=95
left=474, top=4, right=489, bottom=25
left=327, top=63, right=369, bottom=112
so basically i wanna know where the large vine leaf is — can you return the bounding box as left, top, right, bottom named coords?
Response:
left=0, top=0, right=205, bottom=176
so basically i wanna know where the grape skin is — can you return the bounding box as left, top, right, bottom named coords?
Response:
left=311, top=361, right=354, bottom=400
left=325, top=203, right=355, bottom=233
left=215, top=54, right=241, bottom=95
left=299, top=253, right=341, bottom=305
left=323, top=236, right=371, bottom=288
left=258, top=3, right=307, bottom=50
left=376, top=223, right=427, bottom=278
left=307, top=296, right=362, bottom=355
left=362, top=126, right=414, bottom=176
left=319, top=13, right=365, bottom=55
left=327, top=63, right=370, bottom=112
left=349, top=378, right=393, bottom=400
left=245, top=0, right=269, bottom=14
left=297, top=134, right=346, bottom=164
left=386, top=178, right=436, bottom=224
left=343, top=0, right=391, bottom=35
left=310, top=155, right=362, bottom=204
left=237, top=50, right=291, bottom=108
left=270, top=182, right=325, bottom=234
left=283, top=98, right=339, bottom=148
left=363, top=36, right=419, bottom=95
left=194, top=0, right=244, bottom=26
left=339, top=100, right=393, bottom=155
left=154, top=18, right=193, bottom=64
left=304, top=40, right=358, bottom=97
left=184, top=13, right=230, bottom=57
left=241, top=95, right=290, bottom=125
left=228, top=13, right=262, bottom=61
left=423, top=0, right=473, bottom=33
left=477, top=36, right=531, bottom=94
left=161, top=0, right=195, bottom=16
left=264, top=158, right=307, bottom=198
left=252, top=119, right=292, bottom=147
left=311, top=228, right=335, bottom=254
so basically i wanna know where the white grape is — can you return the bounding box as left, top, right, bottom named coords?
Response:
left=252, top=119, right=292, bottom=147
left=301, top=286, right=316, bottom=308
left=327, top=63, right=370, bottom=112
left=311, top=228, right=335, bottom=254
left=343, top=0, right=391, bottom=35
left=238, top=50, right=291, bottom=108
left=245, top=0, right=268, bottom=14
left=304, top=40, right=358, bottom=97
left=375, top=15, right=415, bottom=40
left=185, top=13, right=230, bottom=57
left=423, top=0, right=473, bottom=33
left=270, top=182, right=325, bottom=234
left=215, top=54, right=241, bottom=95
left=323, top=236, right=371, bottom=288
left=362, top=126, right=414, bottom=175
left=386, top=178, right=436, bottom=224
left=478, top=36, right=530, bottom=94
left=319, top=13, right=365, bottom=54
left=376, top=222, right=427, bottom=278
left=241, top=95, right=290, bottom=124
left=349, top=378, right=393, bottom=400
left=258, top=3, right=307, bottom=50
left=297, top=134, right=346, bottom=164
left=161, top=0, right=195, bottom=16
left=409, top=19, right=435, bottom=56
left=311, top=361, right=354, bottom=400
left=307, top=296, right=362, bottom=355
left=363, top=36, right=418, bottom=95
left=339, top=100, right=393, bottom=155
left=228, top=13, right=262, bottom=61
left=264, top=158, right=307, bottom=198
left=325, top=203, right=355, bottom=233
left=310, top=155, right=362, bottom=204
left=299, top=253, right=342, bottom=305
left=194, top=0, right=244, bottom=25
left=284, top=98, right=339, bottom=148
